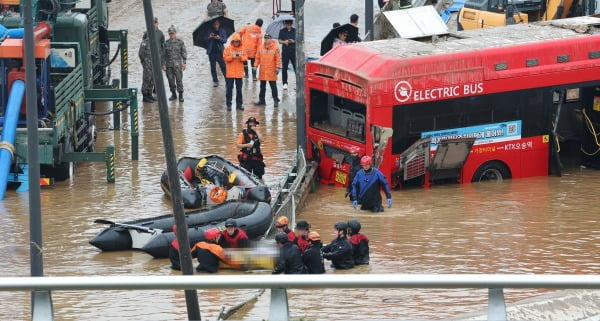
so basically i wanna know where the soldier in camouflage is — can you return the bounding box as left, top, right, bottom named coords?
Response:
left=138, top=32, right=155, bottom=103
left=162, top=25, right=187, bottom=102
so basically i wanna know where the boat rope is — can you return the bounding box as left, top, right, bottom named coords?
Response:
left=0, top=141, right=15, bottom=160
left=581, top=108, right=600, bottom=156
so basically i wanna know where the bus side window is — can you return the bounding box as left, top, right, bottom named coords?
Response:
left=309, top=90, right=329, bottom=124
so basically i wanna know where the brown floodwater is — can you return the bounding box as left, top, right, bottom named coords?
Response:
left=0, top=0, right=599, bottom=320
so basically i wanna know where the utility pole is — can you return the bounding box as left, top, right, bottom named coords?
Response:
left=295, top=0, right=306, bottom=152
left=141, top=1, right=201, bottom=320
left=24, top=0, right=54, bottom=318
left=365, top=0, right=374, bottom=41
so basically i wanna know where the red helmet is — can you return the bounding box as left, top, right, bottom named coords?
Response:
left=360, top=155, right=372, bottom=166
left=204, top=228, right=220, bottom=240
left=349, top=146, right=360, bottom=154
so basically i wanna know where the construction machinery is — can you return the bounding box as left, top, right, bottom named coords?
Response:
left=457, top=0, right=589, bottom=30
left=0, top=0, right=137, bottom=199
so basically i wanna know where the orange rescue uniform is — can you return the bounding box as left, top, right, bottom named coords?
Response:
left=223, top=34, right=248, bottom=78
left=238, top=24, right=262, bottom=58
left=254, top=41, right=281, bottom=82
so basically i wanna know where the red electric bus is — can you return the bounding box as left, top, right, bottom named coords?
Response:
left=305, top=17, right=600, bottom=188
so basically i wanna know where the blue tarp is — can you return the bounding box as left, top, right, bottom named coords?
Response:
left=440, top=0, right=466, bottom=23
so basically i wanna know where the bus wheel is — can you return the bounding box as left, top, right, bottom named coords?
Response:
left=472, top=161, right=511, bottom=183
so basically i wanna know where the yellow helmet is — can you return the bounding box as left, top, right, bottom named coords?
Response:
left=194, top=158, right=207, bottom=179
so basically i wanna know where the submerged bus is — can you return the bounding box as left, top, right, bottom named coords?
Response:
left=305, top=17, right=600, bottom=188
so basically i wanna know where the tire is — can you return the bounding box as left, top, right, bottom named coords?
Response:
left=471, top=161, right=511, bottom=183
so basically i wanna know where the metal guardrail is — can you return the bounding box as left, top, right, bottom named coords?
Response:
left=265, top=146, right=309, bottom=237
left=5, top=274, right=600, bottom=321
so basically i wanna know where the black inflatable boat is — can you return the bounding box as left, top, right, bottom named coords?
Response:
left=161, top=156, right=271, bottom=209
left=89, top=201, right=273, bottom=257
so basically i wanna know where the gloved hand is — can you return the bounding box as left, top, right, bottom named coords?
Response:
left=352, top=200, right=358, bottom=208
left=387, top=198, right=392, bottom=208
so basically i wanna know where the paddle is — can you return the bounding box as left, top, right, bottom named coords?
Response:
left=93, top=219, right=159, bottom=234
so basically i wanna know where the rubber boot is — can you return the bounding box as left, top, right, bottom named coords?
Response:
left=178, top=92, right=184, bottom=102
left=142, top=94, right=153, bottom=103
left=169, top=90, right=177, bottom=101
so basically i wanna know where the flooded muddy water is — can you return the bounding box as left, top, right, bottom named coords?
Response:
left=0, top=0, right=599, bottom=320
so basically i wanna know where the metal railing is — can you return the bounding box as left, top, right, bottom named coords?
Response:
left=265, top=146, right=309, bottom=237
left=4, top=274, right=600, bottom=321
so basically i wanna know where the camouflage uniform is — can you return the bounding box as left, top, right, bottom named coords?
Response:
left=138, top=34, right=154, bottom=100
left=207, top=1, right=226, bottom=17
left=163, top=37, right=187, bottom=95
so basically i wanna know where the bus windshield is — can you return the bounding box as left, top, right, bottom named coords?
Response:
left=309, top=89, right=366, bottom=143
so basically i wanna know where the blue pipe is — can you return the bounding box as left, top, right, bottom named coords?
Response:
left=0, top=80, right=26, bottom=200
left=0, top=24, right=24, bottom=39
left=7, top=28, right=24, bottom=39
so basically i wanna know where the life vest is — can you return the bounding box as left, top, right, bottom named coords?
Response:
left=285, top=228, right=297, bottom=243
left=220, top=228, right=249, bottom=248
left=240, top=129, right=262, bottom=158
left=349, top=233, right=369, bottom=245
left=295, top=235, right=309, bottom=254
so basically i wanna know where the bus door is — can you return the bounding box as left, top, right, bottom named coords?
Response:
left=371, top=125, right=393, bottom=168
left=429, top=138, right=476, bottom=182
left=581, top=86, right=600, bottom=168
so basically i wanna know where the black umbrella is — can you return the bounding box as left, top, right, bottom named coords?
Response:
left=320, top=24, right=359, bottom=56
left=193, top=16, right=235, bottom=48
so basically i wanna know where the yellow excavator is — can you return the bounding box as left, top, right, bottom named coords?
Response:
left=457, top=0, right=585, bottom=30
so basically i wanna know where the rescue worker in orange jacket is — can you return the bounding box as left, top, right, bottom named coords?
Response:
left=223, top=33, right=247, bottom=110
left=236, top=117, right=265, bottom=179
left=192, top=228, right=228, bottom=273
left=294, top=220, right=310, bottom=254
left=253, top=33, right=281, bottom=107
left=238, top=19, right=263, bottom=80
left=274, top=215, right=296, bottom=243
left=219, top=218, right=250, bottom=248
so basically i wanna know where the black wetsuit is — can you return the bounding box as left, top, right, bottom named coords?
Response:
left=322, top=236, right=355, bottom=269
left=302, top=241, right=325, bottom=274
left=272, top=242, right=304, bottom=274
left=195, top=247, right=221, bottom=273
left=349, top=233, right=370, bottom=265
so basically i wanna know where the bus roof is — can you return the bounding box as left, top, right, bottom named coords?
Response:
left=362, top=17, right=600, bottom=59
left=311, top=16, right=600, bottom=83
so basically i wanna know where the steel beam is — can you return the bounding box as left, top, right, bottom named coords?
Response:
left=1, top=274, right=600, bottom=291
left=269, top=288, right=289, bottom=321
left=488, top=288, right=507, bottom=321
left=84, top=88, right=131, bottom=101
left=32, top=290, right=53, bottom=321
